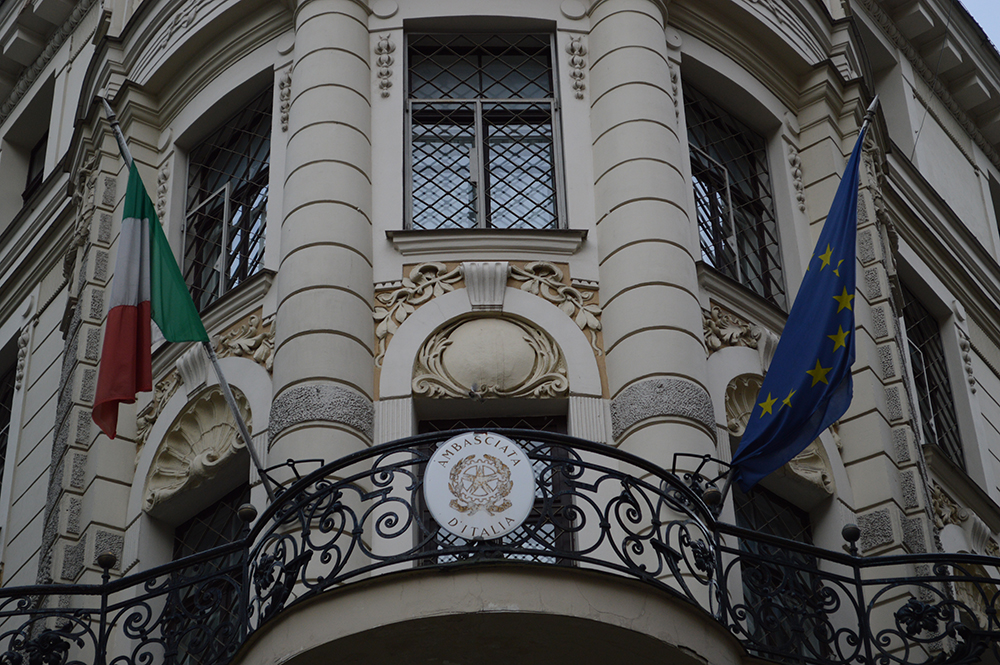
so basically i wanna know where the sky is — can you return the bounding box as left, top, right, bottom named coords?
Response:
left=959, top=0, right=1000, bottom=50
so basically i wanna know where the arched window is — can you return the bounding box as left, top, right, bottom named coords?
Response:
left=184, top=88, right=271, bottom=311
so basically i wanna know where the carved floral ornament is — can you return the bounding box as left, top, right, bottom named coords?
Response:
left=703, top=306, right=761, bottom=354
left=413, top=317, right=569, bottom=400
left=143, top=387, right=251, bottom=516
left=214, top=314, right=275, bottom=373
left=374, top=261, right=603, bottom=366
left=931, top=482, right=969, bottom=530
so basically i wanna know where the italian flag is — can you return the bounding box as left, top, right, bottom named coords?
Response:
left=92, top=164, right=209, bottom=439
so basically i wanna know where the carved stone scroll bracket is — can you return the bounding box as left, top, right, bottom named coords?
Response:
left=374, top=262, right=463, bottom=367
left=142, top=387, right=251, bottom=517
left=566, top=36, right=587, bottom=100
left=375, top=33, right=395, bottom=98
left=461, top=262, right=509, bottom=311
left=509, top=262, right=602, bottom=356
left=413, top=317, right=569, bottom=400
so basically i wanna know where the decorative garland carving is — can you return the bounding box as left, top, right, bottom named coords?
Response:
left=931, top=483, right=969, bottom=530
left=279, top=69, right=292, bottom=131
left=136, top=370, right=182, bottom=449
left=373, top=262, right=462, bottom=366
left=14, top=328, right=29, bottom=390
left=509, top=262, right=602, bottom=354
left=668, top=61, right=679, bottom=120
left=703, top=306, right=760, bottom=355
left=143, top=387, right=251, bottom=513
left=957, top=329, right=976, bottom=395
left=413, top=317, right=569, bottom=399
left=986, top=540, right=1000, bottom=558
left=375, top=34, right=395, bottom=98
left=788, top=144, right=806, bottom=213
left=155, top=165, right=169, bottom=221
left=152, top=0, right=204, bottom=52
left=64, top=152, right=98, bottom=280
left=0, top=0, right=98, bottom=126
left=566, top=37, right=587, bottom=100
left=855, top=0, right=1000, bottom=172
left=214, top=315, right=275, bottom=374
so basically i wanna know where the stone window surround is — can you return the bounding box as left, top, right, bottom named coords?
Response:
left=895, top=244, right=998, bottom=502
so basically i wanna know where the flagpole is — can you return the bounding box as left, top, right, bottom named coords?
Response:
left=98, top=97, right=277, bottom=504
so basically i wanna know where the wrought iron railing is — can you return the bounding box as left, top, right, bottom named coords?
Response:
left=0, top=430, right=997, bottom=665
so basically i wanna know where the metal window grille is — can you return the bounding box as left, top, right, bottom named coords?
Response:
left=734, top=484, right=825, bottom=661
left=685, top=85, right=785, bottom=309
left=185, top=88, right=271, bottom=312
left=165, top=484, right=250, bottom=665
left=416, top=416, right=573, bottom=564
left=407, top=34, right=561, bottom=230
left=901, top=285, right=964, bottom=469
left=0, top=362, right=14, bottom=497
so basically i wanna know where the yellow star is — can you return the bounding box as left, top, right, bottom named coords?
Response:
left=818, top=244, right=833, bottom=270
left=828, top=326, right=851, bottom=351
left=781, top=389, right=796, bottom=409
left=833, top=287, right=854, bottom=312
left=758, top=393, right=777, bottom=416
left=806, top=359, right=833, bottom=386
left=833, top=259, right=844, bottom=277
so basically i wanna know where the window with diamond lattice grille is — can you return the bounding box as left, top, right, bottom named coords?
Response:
left=685, top=85, right=785, bottom=308
left=185, top=88, right=271, bottom=312
left=407, top=34, right=561, bottom=230
left=901, top=285, right=964, bottom=469
left=735, top=484, right=825, bottom=661
left=166, top=484, right=249, bottom=665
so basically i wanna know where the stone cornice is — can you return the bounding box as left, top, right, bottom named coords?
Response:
left=854, top=0, right=1000, bottom=172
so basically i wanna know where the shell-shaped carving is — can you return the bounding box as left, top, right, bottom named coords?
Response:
left=725, top=374, right=763, bottom=436
left=143, top=387, right=251, bottom=514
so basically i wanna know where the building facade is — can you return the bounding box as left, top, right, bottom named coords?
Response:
left=0, top=0, right=998, bottom=662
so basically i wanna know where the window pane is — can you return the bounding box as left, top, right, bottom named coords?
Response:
left=411, top=102, right=478, bottom=229
left=484, top=102, right=556, bottom=229
left=186, top=88, right=271, bottom=310
left=685, top=85, right=785, bottom=308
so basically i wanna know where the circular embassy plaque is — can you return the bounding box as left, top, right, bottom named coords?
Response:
left=423, top=432, right=536, bottom=540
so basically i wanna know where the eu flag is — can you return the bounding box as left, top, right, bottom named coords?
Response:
left=730, top=124, right=870, bottom=492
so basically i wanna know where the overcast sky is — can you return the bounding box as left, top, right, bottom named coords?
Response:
left=958, top=0, right=1000, bottom=50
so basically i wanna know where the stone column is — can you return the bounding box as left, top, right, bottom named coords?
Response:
left=270, top=0, right=374, bottom=462
left=590, top=0, right=715, bottom=466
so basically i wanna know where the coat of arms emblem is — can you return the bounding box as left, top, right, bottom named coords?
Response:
left=448, top=454, right=513, bottom=515
left=423, top=432, right=536, bottom=540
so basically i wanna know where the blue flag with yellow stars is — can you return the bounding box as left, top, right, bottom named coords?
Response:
left=730, top=126, right=869, bottom=492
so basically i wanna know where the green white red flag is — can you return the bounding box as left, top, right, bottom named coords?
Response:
left=92, top=163, right=209, bottom=439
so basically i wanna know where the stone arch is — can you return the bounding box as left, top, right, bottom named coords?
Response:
left=377, top=288, right=606, bottom=443
left=124, top=355, right=272, bottom=572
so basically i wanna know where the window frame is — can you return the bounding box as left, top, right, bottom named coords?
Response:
left=182, top=87, right=272, bottom=313
left=403, top=32, right=568, bottom=232
left=683, top=82, right=787, bottom=310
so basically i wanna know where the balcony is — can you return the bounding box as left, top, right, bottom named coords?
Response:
left=0, top=430, right=997, bottom=665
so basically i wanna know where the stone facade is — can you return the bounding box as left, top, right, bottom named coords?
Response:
left=0, top=0, right=996, bottom=660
